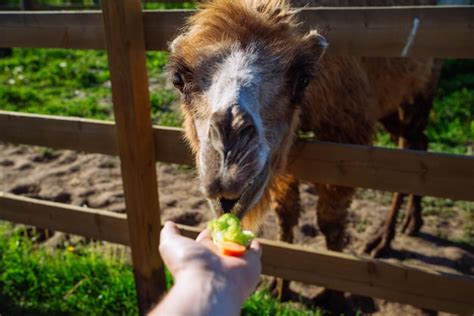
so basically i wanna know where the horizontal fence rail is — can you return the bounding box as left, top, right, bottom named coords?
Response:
left=1, top=111, right=473, bottom=201
left=0, top=192, right=473, bottom=315
left=0, top=192, right=129, bottom=245
left=1, top=6, right=473, bottom=58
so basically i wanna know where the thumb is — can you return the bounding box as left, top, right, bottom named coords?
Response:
left=161, top=221, right=180, bottom=239
left=159, top=221, right=182, bottom=251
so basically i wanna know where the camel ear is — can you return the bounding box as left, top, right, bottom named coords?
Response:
left=169, top=34, right=185, bottom=53
left=303, top=30, right=328, bottom=62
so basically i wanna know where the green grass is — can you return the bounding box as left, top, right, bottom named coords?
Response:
left=0, top=49, right=111, bottom=120
left=143, top=2, right=196, bottom=10
left=0, top=48, right=182, bottom=126
left=243, top=291, right=324, bottom=316
left=0, top=223, right=323, bottom=315
left=0, top=224, right=138, bottom=315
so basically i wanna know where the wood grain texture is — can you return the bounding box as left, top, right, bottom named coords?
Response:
left=259, top=238, right=474, bottom=315
left=0, top=11, right=105, bottom=50
left=0, top=111, right=118, bottom=155
left=0, top=111, right=194, bottom=164
left=0, top=192, right=473, bottom=314
left=101, top=0, right=166, bottom=313
left=288, top=141, right=474, bottom=201
left=0, top=192, right=129, bottom=245
left=297, top=6, right=474, bottom=58
left=1, top=111, right=473, bottom=201
left=1, top=6, right=473, bottom=58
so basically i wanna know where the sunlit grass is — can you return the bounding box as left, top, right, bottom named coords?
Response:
left=0, top=48, right=182, bottom=126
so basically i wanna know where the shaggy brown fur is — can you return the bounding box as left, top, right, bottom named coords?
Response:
left=169, top=0, right=439, bottom=263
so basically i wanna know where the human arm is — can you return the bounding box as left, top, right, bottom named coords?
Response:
left=149, top=221, right=262, bottom=316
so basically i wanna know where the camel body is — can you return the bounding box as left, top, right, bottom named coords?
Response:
left=169, top=0, right=440, bottom=270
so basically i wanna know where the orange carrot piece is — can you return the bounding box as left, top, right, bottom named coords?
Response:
left=218, top=241, right=246, bottom=257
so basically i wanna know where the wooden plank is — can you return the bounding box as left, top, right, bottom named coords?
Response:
left=0, top=111, right=194, bottom=165
left=142, top=10, right=191, bottom=51
left=288, top=141, right=474, bottom=201
left=101, top=0, right=166, bottom=314
left=0, top=192, right=128, bottom=245
left=1, top=111, right=473, bottom=201
left=0, top=11, right=105, bottom=50
left=0, top=192, right=473, bottom=314
left=298, top=6, right=474, bottom=58
left=0, top=112, right=118, bottom=155
left=259, top=239, right=474, bottom=315
left=0, top=6, right=473, bottom=58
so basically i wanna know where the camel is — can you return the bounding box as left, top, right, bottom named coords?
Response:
left=168, top=0, right=440, bottom=302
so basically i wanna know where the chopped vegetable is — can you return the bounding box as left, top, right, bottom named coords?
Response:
left=208, top=214, right=255, bottom=252
left=218, top=241, right=246, bottom=257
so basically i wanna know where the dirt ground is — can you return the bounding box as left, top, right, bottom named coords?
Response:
left=0, top=142, right=472, bottom=315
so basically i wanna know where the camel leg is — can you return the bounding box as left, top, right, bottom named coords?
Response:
left=270, top=175, right=301, bottom=301
left=401, top=194, right=424, bottom=236
left=398, top=93, right=431, bottom=236
left=364, top=131, right=426, bottom=256
left=313, top=184, right=354, bottom=313
left=364, top=135, right=424, bottom=257
left=273, top=175, right=300, bottom=243
left=363, top=111, right=406, bottom=257
left=316, top=184, right=353, bottom=251
left=365, top=90, right=432, bottom=257
left=364, top=192, right=406, bottom=257
left=400, top=129, right=428, bottom=236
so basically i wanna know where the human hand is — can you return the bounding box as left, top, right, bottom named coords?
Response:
left=159, top=221, right=262, bottom=304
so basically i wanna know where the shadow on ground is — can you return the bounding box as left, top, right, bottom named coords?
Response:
left=377, top=232, right=474, bottom=275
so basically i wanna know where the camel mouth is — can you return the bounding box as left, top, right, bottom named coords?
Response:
left=209, top=163, right=270, bottom=219
left=219, top=198, right=239, bottom=214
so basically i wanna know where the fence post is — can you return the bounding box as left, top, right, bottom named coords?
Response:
left=101, top=0, right=167, bottom=314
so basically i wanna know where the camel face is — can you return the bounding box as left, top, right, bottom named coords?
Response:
left=195, top=46, right=272, bottom=217
left=168, top=1, right=326, bottom=220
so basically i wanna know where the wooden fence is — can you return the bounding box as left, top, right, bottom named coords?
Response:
left=0, top=3, right=473, bottom=315
left=1, top=6, right=474, bottom=57
left=0, top=0, right=185, bottom=11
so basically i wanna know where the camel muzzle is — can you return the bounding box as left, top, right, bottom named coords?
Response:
left=208, top=161, right=270, bottom=219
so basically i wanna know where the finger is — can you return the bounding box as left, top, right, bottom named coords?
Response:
left=159, top=222, right=195, bottom=275
left=248, top=239, right=262, bottom=258
left=164, top=221, right=180, bottom=234
left=159, top=221, right=181, bottom=246
left=199, top=236, right=218, bottom=253
left=196, top=228, right=218, bottom=253
left=196, top=228, right=212, bottom=243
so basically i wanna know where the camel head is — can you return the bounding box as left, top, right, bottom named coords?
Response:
left=168, top=0, right=326, bottom=225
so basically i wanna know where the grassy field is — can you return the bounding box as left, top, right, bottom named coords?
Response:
left=0, top=49, right=183, bottom=127
left=0, top=223, right=323, bottom=316
left=0, top=46, right=472, bottom=315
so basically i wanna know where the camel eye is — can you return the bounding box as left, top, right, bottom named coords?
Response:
left=172, top=72, right=185, bottom=91
left=297, top=74, right=311, bottom=91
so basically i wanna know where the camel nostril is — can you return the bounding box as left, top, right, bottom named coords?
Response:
left=219, top=198, right=239, bottom=213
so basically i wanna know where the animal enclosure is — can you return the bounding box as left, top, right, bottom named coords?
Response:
left=0, top=1, right=473, bottom=315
